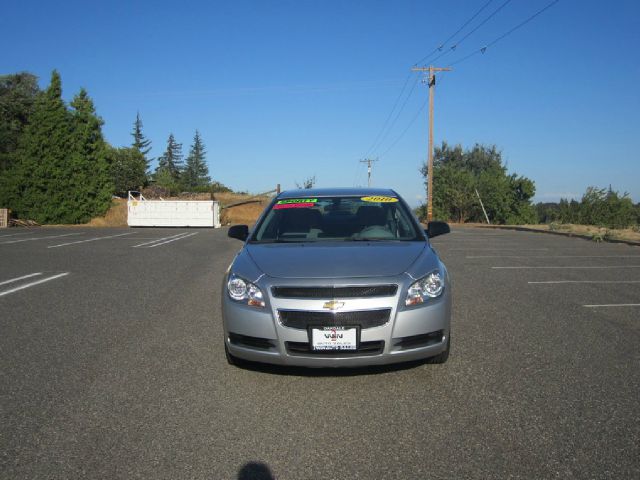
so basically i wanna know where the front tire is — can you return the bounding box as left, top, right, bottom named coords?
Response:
left=424, top=332, right=450, bottom=364
left=225, top=343, right=242, bottom=366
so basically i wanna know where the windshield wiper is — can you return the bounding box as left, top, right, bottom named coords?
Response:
left=251, top=239, right=309, bottom=244
left=348, top=237, right=394, bottom=242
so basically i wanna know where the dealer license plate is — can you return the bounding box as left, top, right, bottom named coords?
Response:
left=311, top=326, right=358, bottom=351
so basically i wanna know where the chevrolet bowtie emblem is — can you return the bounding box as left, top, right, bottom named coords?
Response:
left=323, top=301, right=345, bottom=310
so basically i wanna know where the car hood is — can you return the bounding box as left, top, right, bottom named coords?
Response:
left=245, top=242, right=427, bottom=279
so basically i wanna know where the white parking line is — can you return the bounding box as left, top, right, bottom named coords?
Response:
left=0, top=272, right=69, bottom=298
left=48, top=232, right=133, bottom=248
left=470, top=255, right=640, bottom=259
left=492, top=266, right=640, bottom=270
left=450, top=248, right=550, bottom=251
left=529, top=280, right=640, bottom=284
left=0, top=232, right=29, bottom=238
left=0, top=273, right=42, bottom=287
left=147, top=232, right=198, bottom=248
left=583, top=304, right=640, bottom=308
left=132, top=232, right=191, bottom=248
left=0, top=233, right=82, bottom=245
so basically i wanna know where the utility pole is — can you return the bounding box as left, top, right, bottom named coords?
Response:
left=359, top=158, right=378, bottom=187
left=411, top=65, right=451, bottom=222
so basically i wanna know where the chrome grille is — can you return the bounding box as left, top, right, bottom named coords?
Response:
left=279, top=309, right=391, bottom=330
left=271, top=285, right=397, bottom=299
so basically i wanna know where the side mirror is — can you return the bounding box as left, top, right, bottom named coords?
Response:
left=426, top=221, right=450, bottom=238
left=228, top=224, right=249, bottom=241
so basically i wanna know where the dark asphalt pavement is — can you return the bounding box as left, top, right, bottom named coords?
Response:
left=1, top=226, right=638, bottom=479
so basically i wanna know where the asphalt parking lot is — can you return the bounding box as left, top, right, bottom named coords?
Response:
left=1, top=226, right=638, bottom=479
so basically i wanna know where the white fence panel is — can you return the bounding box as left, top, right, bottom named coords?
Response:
left=127, top=198, right=221, bottom=227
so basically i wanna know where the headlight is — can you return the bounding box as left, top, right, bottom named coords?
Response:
left=405, top=271, right=444, bottom=306
left=227, top=274, right=265, bottom=308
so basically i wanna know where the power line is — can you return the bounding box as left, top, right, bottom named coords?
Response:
left=378, top=96, right=428, bottom=159
left=352, top=157, right=364, bottom=186
left=376, top=71, right=451, bottom=160
left=363, top=71, right=413, bottom=158
left=363, top=0, right=558, bottom=169
left=365, top=1, right=503, bottom=162
left=368, top=74, right=420, bottom=157
left=415, top=0, right=496, bottom=65
left=486, top=0, right=560, bottom=49
left=447, top=0, right=561, bottom=67
left=440, top=0, right=496, bottom=51
left=429, top=0, right=513, bottom=64
left=449, top=0, right=513, bottom=50
left=448, top=49, right=484, bottom=67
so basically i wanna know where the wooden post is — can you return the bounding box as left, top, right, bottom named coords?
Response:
left=0, top=209, right=10, bottom=228
left=411, top=66, right=451, bottom=222
left=427, top=67, right=435, bottom=222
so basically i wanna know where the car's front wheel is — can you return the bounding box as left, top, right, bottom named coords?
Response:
left=225, top=343, right=242, bottom=366
left=424, top=332, right=450, bottom=364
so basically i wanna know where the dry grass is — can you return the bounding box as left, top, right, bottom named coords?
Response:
left=85, top=192, right=271, bottom=228
left=519, top=223, right=640, bottom=243
left=38, top=192, right=271, bottom=228
left=460, top=222, right=640, bottom=243
left=214, top=192, right=271, bottom=226
left=86, top=198, right=128, bottom=227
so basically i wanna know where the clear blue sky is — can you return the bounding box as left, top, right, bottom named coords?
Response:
left=2, top=0, right=639, bottom=205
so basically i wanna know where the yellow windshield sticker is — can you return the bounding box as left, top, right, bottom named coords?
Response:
left=360, top=196, right=398, bottom=203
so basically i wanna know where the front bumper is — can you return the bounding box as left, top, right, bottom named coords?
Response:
left=221, top=277, right=451, bottom=368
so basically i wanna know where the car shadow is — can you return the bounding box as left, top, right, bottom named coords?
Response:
left=231, top=357, right=430, bottom=377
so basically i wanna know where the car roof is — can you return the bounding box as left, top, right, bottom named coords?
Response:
left=277, top=187, right=399, bottom=199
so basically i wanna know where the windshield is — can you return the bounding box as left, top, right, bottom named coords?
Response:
left=251, top=195, right=423, bottom=243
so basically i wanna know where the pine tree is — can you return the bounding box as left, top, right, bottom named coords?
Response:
left=4, top=70, right=73, bottom=222
left=68, top=88, right=113, bottom=222
left=108, top=146, right=147, bottom=197
left=183, top=130, right=210, bottom=189
left=0, top=72, right=115, bottom=223
left=0, top=72, right=40, bottom=172
left=155, top=133, right=183, bottom=181
left=131, top=112, right=152, bottom=176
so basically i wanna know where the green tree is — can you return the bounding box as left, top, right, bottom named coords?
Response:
left=67, top=88, right=113, bottom=222
left=0, top=72, right=114, bottom=223
left=1, top=71, right=73, bottom=222
left=421, top=142, right=536, bottom=224
left=108, top=146, right=147, bottom=197
left=153, top=168, right=180, bottom=196
left=536, top=202, right=560, bottom=223
left=155, top=133, right=182, bottom=183
left=578, top=186, right=635, bottom=228
left=182, top=130, right=210, bottom=189
left=537, top=187, right=637, bottom=228
left=210, top=180, right=232, bottom=193
left=506, top=174, right=537, bottom=224
left=131, top=112, right=152, bottom=176
left=0, top=72, right=40, bottom=172
left=431, top=164, right=475, bottom=222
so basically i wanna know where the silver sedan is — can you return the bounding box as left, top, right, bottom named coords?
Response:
left=222, top=188, right=451, bottom=368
